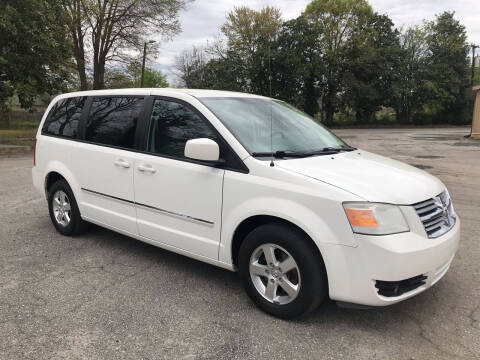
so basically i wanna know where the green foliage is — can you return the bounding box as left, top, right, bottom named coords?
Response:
left=173, top=3, right=472, bottom=126
left=0, top=0, right=72, bottom=110
left=392, top=26, right=429, bottom=124
left=475, top=66, right=480, bottom=86
left=344, top=13, right=402, bottom=123
left=221, top=6, right=283, bottom=95
left=0, top=129, right=37, bottom=146
left=303, top=0, right=373, bottom=122
left=140, top=68, right=169, bottom=88
left=275, top=16, right=323, bottom=116
left=375, top=108, right=397, bottom=124
left=423, top=12, right=470, bottom=124
left=104, top=71, right=135, bottom=89
left=105, top=65, right=169, bottom=89
left=201, top=56, right=244, bottom=91
left=1, top=0, right=474, bottom=126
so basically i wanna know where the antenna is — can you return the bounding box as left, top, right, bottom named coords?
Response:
left=268, top=36, right=274, bottom=167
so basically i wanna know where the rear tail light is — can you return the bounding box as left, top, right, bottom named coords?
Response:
left=33, top=138, right=37, bottom=166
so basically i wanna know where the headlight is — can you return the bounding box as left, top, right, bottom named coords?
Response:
left=343, top=202, right=409, bottom=235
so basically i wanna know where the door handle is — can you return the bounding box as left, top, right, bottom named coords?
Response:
left=137, top=164, right=157, bottom=174
left=114, top=159, right=131, bottom=169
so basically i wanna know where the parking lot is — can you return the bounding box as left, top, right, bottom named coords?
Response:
left=0, top=127, right=479, bottom=360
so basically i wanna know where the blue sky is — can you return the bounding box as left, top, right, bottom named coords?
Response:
left=151, top=0, right=480, bottom=83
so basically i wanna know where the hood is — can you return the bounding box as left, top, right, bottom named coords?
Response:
left=277, top=150, right=444, bottom=204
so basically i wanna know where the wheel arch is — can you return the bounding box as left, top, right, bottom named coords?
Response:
left=45, top=171, right=65, bottom=195
left=230, top=215, right=325, bottom=269
left=43, top=161, right=81, bottom=201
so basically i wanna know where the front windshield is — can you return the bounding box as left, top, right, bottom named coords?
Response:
left=200, top=97, right=348, bottom=155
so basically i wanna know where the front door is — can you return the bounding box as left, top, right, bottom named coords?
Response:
left=134, top=98, right=224, bottom=259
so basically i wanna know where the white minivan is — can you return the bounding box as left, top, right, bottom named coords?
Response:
left=32, top=89, right=460, bottom=318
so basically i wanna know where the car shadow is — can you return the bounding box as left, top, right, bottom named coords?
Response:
left=80, top=224, right=452, bottom=329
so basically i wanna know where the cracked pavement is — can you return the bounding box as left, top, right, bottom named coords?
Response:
left=0, top=127, right=479, bottom=359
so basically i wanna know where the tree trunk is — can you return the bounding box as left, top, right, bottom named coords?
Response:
left=325, top=82, right=336, bottom=124
left=74, top=49, right=87, bottom=91
left=93, top=53, right=106, bottom=89
left=325, top=92, right=335, bottom=124
left=356, top=109, right=373, bottom=124
left=304, top=73, right=317, bottom=116
left=66, top=1, right=88, bottom=91
left=356, top=110, right=365, bottom=124
left=397, top=106, right=410, bottom=124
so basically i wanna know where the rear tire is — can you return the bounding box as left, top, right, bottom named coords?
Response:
left=238, top=222, right=327, bottom=319
left=47, top=179, right=89, bottom=236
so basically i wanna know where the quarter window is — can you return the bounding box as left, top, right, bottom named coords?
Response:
left=85, top=97, right=144, bottom=149
left=42, top=97, right=85, bottom=138
left=147, top=99, right=218, bottom=158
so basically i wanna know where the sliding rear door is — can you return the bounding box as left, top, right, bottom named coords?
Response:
left=71, top=96, right=145, bottom=234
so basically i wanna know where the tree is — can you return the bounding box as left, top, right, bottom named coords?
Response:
left=104, top=70, right=133, bottom=89
left=63, top=0, right=88, bottom=91
left=105, top=65, right=168, bottom=88
left=220, top=6, right=283, bottom=95
left=172, top=4, right=472, bottom=126
left=423, top=12, right=469, bottom=124
left=275, top=16, right=324, bottom=116
left=0, top=0, right=72, bottom=109
left=174, top=46, right=208, bottom=88
left=137, top=68, right=169, bottom=88
left=174, top=45, right=243, bottom=90
left=391, top=13, right=469, bottom=125
left=201, top=56, right=244, bottom=91
left=344, top=13, right=402, bottom=123
left=63, top=0, right=189, bottom=90
left=475, top=66, right=480, bottom=87
left=304, top=0, right=373, bottom=123
left=393, top=26, right=429, bottom=124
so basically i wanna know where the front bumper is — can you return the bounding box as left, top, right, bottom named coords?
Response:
left=324, top=218, right=460, bottom=306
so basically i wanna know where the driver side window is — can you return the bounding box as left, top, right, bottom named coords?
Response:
left=147, top=99, right=218, bottom=159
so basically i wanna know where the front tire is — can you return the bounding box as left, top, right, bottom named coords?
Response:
left=47, top=179, right=88, bottom=236
left=238, top=223, right=327, bottom=319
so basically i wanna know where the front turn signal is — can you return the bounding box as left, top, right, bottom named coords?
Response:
left=345, top=208, right=378, bottom=227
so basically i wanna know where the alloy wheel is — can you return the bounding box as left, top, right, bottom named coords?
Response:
left=52, top=190, right=72, bottom=227
left=249, top=243, right=301, bottom=305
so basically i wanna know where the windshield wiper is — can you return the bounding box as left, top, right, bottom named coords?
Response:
left=251, top=150, right=307, bottom=158
left=252, top=146, right=357, bottom=159
left=322, top=146, right=357, bottom=152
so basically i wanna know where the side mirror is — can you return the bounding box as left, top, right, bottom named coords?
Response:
left=184, top=138, right=222, bottom=164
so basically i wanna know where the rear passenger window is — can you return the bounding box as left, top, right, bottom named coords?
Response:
left=85, top=97, right=144, bottom=149
left=42, top=97, right=85, bottom=138
left=147, top=99, right=218, bottom=159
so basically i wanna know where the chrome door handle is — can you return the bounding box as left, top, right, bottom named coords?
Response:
left=137, top=164, right=157, bottom=174
left=114, top=159, right=131, bottom=169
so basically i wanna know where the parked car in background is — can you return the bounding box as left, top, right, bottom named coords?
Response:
left=32, top=89, right=460, bottom=318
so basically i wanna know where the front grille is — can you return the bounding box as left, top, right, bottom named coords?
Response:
left=375, top=275, right=427, bottom=297
left=413, top=190, right=456, bottom=238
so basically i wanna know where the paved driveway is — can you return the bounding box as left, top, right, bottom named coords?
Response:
left=0, top=127, right=479, bottom=359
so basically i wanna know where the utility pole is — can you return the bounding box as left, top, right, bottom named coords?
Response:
left=140, top=40, right=156, bottom=87
left=467, top=44, right=479, bottom=138
left=472, top=44, right=479, bottom=89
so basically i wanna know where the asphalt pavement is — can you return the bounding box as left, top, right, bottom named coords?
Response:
left=0, top=127, right=479, bottom=359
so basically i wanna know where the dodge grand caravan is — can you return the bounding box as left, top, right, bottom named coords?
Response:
left=32, top=89, right=460, bottom=319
